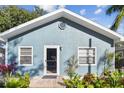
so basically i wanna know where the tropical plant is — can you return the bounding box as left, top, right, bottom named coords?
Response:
left=106, top=5, right=124, bottom=31
left=106, top=51, right=114, bottom=69
left=63, top=70, right=124, bottom=88
left=82, top=73, right=96, bottom=88
left=63, top=74, right=84, bottom=88
left=65, top=55, right=78, bottom=79
left=100, top=70, right=124, bottom=88
left=16, top=72, right=30, bottom=88
left=5, top=77, right=20, bottom=88
left=5, top=72, right=30, bottom=88
left=0, top=77, right=5, bottom=87
left=115, top=52, right=122, bottom=69
left=103, top=50, right=114, bottom=73
left=0, top=63, right=17, bottom=77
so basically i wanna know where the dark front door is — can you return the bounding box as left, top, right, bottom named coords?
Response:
left=46, top=48, right=57, bottom=74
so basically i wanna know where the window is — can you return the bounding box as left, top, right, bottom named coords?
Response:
left=78, top=47, right=96, bottom=65
left=19, top=46, right=33, bottom=66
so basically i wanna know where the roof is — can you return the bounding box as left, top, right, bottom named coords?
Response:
left=0, top=8, right=124, bottom=42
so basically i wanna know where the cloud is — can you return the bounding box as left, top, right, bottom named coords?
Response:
left=80, top=9, right=86, bottom=15
left=36, top=5, right=66, bottom=13
left=96, top=5, right=107, bottom=8
left=36, top=5, right=58, bottom=12
left=94, top=8, right=102, bottom=14
left=58, top=5, right=66, bottom=9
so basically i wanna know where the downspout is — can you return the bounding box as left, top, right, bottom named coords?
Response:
left=88, top=38, right=91, bottom=74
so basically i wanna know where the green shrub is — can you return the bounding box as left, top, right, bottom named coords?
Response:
left=5, top=72, right=30, bottom=88
left=82, top=73, right=96, bottom=88
left=5, top=77, right=20, bottom=88
left=94, top=70, right=124, bottom=88
left=104, top=70, right=124, bottom=88
left=64, top=71, right=124, bottom=88
left=18, top=72, right=30, bottom=88
left=63, top=74, right=84, bottom=88
left=0, top=77, right=5, bottom=88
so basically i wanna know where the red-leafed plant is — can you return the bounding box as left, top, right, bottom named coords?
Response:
left=0, top=63, right=17, bottom=76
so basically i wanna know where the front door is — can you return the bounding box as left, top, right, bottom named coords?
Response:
left=44, top=45, right=60, bottom=75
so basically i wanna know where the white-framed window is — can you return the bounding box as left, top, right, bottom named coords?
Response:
left=18, top=46, right=33, bottom=66
left=78, top=47, right=96, bottom=65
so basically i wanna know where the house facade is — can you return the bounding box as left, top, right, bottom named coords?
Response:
left=0, top=9, right=123, bottom=77
left=115, top=41, right=124, bottom=69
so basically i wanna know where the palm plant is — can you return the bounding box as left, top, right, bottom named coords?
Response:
left=106, top=5, right=124, bottom=31
left=65, top=55, right=78, bottom=79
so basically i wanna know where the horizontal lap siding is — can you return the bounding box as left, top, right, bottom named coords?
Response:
left=8, top=18, right=114, bottom=77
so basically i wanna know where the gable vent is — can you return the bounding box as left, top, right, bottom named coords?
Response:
left=58, top=22, right=66, bottom=30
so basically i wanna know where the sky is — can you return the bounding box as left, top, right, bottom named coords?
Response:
left=18, top=5, right=124, bottom=35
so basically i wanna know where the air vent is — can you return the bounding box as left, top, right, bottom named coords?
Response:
left=58, top=22, right=66, bottom=30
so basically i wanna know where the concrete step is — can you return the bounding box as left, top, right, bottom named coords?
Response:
left=29, top=76, right=65, bottom=88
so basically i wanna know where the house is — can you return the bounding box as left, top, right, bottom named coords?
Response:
left=115, top=41, right=124, bottom=69
left=0, top=9, right=124, bottom=77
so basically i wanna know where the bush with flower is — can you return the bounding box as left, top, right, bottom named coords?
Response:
left=0, top=63, right=30, bottom=88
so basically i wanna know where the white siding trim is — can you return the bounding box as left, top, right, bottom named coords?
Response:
left=18, top=46, right=33, bottom=66
left=77, top=47, right=97, bottom=66
left=43, top=45, right=60, bottom=76
left=5, top=41, right=8, bottom=65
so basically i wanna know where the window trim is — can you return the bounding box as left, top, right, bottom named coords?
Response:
left=78, top=47, right=97, bottom=66
left=18, top=46, right=33, bottom=66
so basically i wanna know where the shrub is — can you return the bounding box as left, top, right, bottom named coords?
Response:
left=0, top=77, right=5, bottom=88
left=63, top=74, right=84, bottom=88
left=63, top=71, right=124, bottom=88
left=0, top=63, right=17, bottom=77
left=0, top=63, right=30, bottom=88
left=5, top=72, right=30, bottom=88
left=5, top=77, right=20, bottom=88
left=82, top=73, right=96, bottom=88
left=17, top=72, right=30, bottom=88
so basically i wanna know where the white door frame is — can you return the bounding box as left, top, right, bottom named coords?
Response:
left=43, top=45, right=60, bottom=76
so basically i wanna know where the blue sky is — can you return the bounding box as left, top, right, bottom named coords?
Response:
left=19, top=5, right=124, bottom=35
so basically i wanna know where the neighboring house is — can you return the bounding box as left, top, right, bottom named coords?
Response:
left=115, top=41, right=124, bottom=69
left=0, top=9, right=124, bottom=77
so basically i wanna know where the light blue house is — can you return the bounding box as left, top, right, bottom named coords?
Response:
left=0, top=9, right=124, bottom=77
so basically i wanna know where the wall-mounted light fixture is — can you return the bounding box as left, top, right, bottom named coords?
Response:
left=60, top=46, right=62, bottom=51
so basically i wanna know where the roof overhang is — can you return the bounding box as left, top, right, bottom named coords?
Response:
left=0, top=9, right=124, bottom=42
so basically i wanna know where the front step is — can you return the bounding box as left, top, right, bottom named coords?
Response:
left=29, top=76, right=65, bottom=88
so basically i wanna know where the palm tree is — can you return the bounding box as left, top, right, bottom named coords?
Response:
left=106, top=5, right=124, bottom=31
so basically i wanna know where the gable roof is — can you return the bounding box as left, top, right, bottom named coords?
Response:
left=0, top=8, right=124, bottom=42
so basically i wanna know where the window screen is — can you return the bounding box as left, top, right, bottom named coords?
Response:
left=19, top=47, right=33, bottom=65
left=78, top=48, right=95, bottom=64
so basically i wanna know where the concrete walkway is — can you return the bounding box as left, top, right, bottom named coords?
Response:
left=29, top=76, right=65, bottom=88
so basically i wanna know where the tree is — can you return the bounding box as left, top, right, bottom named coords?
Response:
left=0, top=6, right=40, bottom=32
left=106, top=5, right=124, bottom=31
left=34, top=5, right=48, bottom=15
